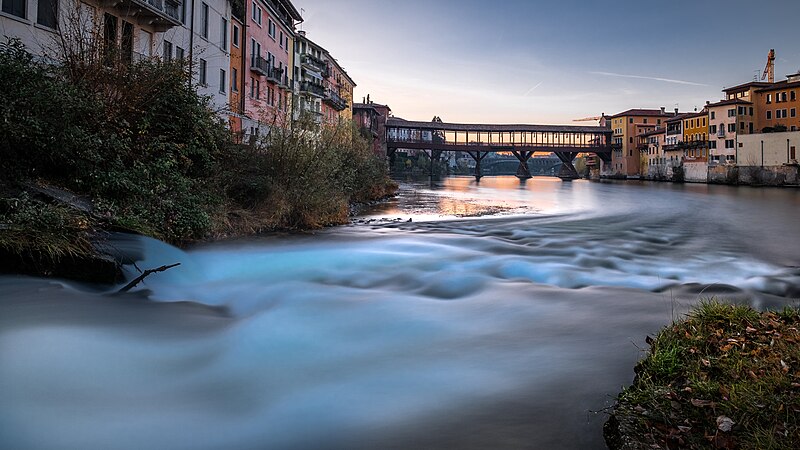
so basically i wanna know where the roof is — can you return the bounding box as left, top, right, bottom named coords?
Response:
left=666, top=113, right=694, bottom=123
left=638, top=128, right=665, bottom=137
left=278, top=0, right=303, bottom=22
left=384, top=118, right=612, bottom=133
left=681, top=110, right=708, bottom=120
left=608, top=109, right=675, bottom=119
left=754, top=79, right=800, bottom=93
left=707, top=98, right=753, bottom=107
left=325, top=56, right=356, bottom=88
left=722, top=81, right=772, bottom=93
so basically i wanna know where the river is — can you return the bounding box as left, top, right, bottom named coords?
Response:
left=2, top=176, right=800, bottom=449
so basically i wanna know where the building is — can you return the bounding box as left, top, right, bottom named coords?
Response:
left=607, top=108, right=675, bottom=177
left=228, top=9, right=245, bottom=139
left=638, top=128, right=666, bottom=179
left=353, top=95, right=392, bottom=156
left=0, top=0, right=182, bottom=59
left=244, top=0, right=301, bottom=136
left=707, top=99, right=753, bottom=165
left=322, top=55, right=355, bottom=123
left=160, top=0, right=232, bottom=115
left=738, top=131, right=800, bottom=166
left=681, top=110, right=709, bottom=162
left=753, top=71, right=800, bottom=133
left=293, top=30, right=327, bottom=122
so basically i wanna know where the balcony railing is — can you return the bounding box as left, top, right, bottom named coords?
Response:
left=279, top=75, right=292, bottom=90
left=300, top=81, right=325, bottom=97
left=323, top=89, right=348, bottom=111
left=250, top=56, right=270, bottom=76
left=266, top=67, right=283, bottom=84
left=301, top=54, right=326, bottom=73
left=123, top=0, right=181, bottom=25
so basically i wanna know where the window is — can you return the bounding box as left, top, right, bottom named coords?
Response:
left=199, top=58, right=207, bottom=85
left=233, top=24, right=240, bottom=47
left=767, top=111, right=773, bottom=120
left=781, top=92, right=788, bottom=102
left=643, top=118, right=648, bottom=124
left=710, top=111, right=715, bottom=120
left=221, top=18, right=228, bottom=51
left=279, top=31, right=284, bottom=48
left=728, top=123, right=735, bottom=132
left=219, top=69, right=226, bottom=93
left=657, top=119, right=661, bottom=125
left=180, top=1, right=187, bottom=24
left=163, top=40, right=173, bottom=61
left=252, top=2, right=262, bottom=25
left=792, top=108, right=797, bottom=118
left=791, top=91, right=796, bottom=101
left=725, top=140, right=734, bottom=149
left=249, top=76, right=255, bottom=97
left=37, top=0, right=58, bottom=28
left=2, top=0, right=26, bottom=19
left=138, top=30, right=152, bottom=56
left=268, top=20, right=276, bottom=39
left=284, top=36, right=289, bottom=53
left=710, top=125, right=717, bottom=134
left=767, top=94, right=772, bottom=104
left=709, top=140, right=717, bottom=149
left=740, top=122, right=745, bottom=130
left=629, top=118, right=633, bottom=124
left=176, top=46, right=185, bottom=60
left=120, top=21, right=133, bottom=63
left=749, top=107, right=753, bottom=116
left=728, top=109, right=735, bottom=117
left=201, top=3, right=209, bottom=38
left=232, top=67, right=238, bottom=92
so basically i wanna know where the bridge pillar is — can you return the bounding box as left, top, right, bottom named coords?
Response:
left=511, top=150, right=534, bottom=179
left=556, top=152, right=581, bottom=181
left=467, top=151, right=488, bottom=181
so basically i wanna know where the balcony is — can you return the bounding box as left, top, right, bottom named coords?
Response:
left=250, top=56, right=270, bottom=76
left=301, top=54, right=326, bottom=73
left=300, top=81, right=325, bottom=98
left=101, top=0, right=182, bottom=29
left=664, top=143, right=682, bottom=151
left=266, top=67, right=283, bottom=84
left=279, top=75, right=292, bottom=90
left=322, top=65, right=331, bottom=78
left=716, top=129, right=726, bottom=138
left=323, top=89, right=348, bottom=111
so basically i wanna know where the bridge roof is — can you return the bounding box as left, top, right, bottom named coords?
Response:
left=385, top=119, right=611, bottom=134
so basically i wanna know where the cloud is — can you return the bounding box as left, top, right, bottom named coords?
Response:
left=589, top=71, right=709, bottom=87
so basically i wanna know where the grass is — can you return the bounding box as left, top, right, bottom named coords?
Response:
left=606, top=300, right=800, bottom=449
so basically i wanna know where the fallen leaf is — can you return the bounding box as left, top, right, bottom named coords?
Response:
left=717, top=415, right=735, bottom=432
left=691, top=399, right=712, bottom=407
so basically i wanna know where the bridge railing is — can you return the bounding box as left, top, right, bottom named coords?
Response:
left=386, top=127, right=610, bottom=149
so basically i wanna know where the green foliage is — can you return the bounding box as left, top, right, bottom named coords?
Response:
left=0, top=193, right=93, bottom=261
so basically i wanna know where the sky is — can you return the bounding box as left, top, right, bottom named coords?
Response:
left=295, top=0, right=800, bottom=125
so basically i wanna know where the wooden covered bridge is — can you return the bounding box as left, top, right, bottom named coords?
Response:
left=385, top=119, right=612, bottom=180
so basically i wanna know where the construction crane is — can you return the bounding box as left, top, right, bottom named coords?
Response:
left=762, top=49, right=776, bottom=83
left=573, top=116, right=603, bottom=122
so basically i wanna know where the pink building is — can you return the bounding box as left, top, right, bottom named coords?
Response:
left=244, top=0, right=301, bottom=136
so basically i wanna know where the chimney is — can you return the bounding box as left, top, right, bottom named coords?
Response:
left=660, top=107, right=665, bottom=114
left=674, top=107, right=679, bottom=115
left=367, top=94, right=371, bottom=104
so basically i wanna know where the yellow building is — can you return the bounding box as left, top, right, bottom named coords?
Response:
left=682, top=110, right=709, bottom=161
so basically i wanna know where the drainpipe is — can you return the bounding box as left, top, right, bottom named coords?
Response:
left=761, top=140, right=764, bottom=168
left=788, top=139, right=791, bottom=164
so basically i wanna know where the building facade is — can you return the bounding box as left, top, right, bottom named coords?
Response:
left=607, top=108, right=674, bottom=177
left=244, top=0, right=300, bottom=136
left=707, top=99, right=753, bottom=165
left=322, top=54, right=355, bottom=123
left=753, top=71, right=800, bottom=133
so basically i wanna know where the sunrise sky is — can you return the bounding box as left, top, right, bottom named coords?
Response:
left=295, top=0, right=800, bottom=125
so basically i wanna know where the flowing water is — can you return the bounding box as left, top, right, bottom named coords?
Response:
left=2, top=176, right=800, bottom=449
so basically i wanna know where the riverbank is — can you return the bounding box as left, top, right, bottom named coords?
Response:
left=0, top=38, right=396, bottom=283
left=605, top=301, right=800, bottom=450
